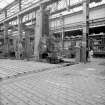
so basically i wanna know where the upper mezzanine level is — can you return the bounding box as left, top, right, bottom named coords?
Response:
left=0, top=0, right=104, bottom=22
left=49, top=0, right=105, bottom=32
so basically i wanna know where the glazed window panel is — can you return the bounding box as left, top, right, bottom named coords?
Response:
left=21, top=0, right=39, bottom=10
left=50, top=21, right=56, bottom=29
left=7, top=3, right=19, bottom=17
left=56, top=19, right=61, bottom=27
left=0, top=12, right=5, bottom=21
left=50, top=0, right=66, bottom=12
left=28, top=12, right=36, bottom=20
left=22, top=14, right=29, bottom=22
left=32, top=11, right=36, bottom=18
left=22, top=16, right=26, bottom=23
left=49, top=0, right=83, bottom=13
left=70, top=0, right=82, bottom=5
left=57, top=0, right=66, bottom=10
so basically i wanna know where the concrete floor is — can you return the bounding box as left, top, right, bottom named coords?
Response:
left=0, top=58, right=105, bottom=105
left=0, top=59, right=60, bottom=78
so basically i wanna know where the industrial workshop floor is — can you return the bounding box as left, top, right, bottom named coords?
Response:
left=0, top=58, right=105, bottom=105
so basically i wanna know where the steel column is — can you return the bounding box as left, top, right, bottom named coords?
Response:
left=16, top=0, right=22, bottom=59
left=60, top=14, right=64, bottom=56
left=25, top=30, right=30, bottom=60
left=82, top=0, right=89, bottom=63
left=3, top=9, right=9, bottom=56
left=34, top=4, right=44, bottom=60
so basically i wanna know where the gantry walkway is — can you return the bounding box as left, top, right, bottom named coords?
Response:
left=0, top=58, right=105, bottom=105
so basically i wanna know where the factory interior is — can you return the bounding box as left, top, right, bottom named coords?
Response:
left=0, top=0, right=105, bottom=105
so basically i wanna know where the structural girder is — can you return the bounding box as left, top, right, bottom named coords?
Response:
left=0, top=0, right=61, bottom=24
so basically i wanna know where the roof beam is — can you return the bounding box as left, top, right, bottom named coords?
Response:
left=0, top=0, right=60, bottom=24
left=0, top=1, right=18, bottom=13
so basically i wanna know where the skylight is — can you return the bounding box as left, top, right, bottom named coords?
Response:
left=0, top=0, right=14, bottom=9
